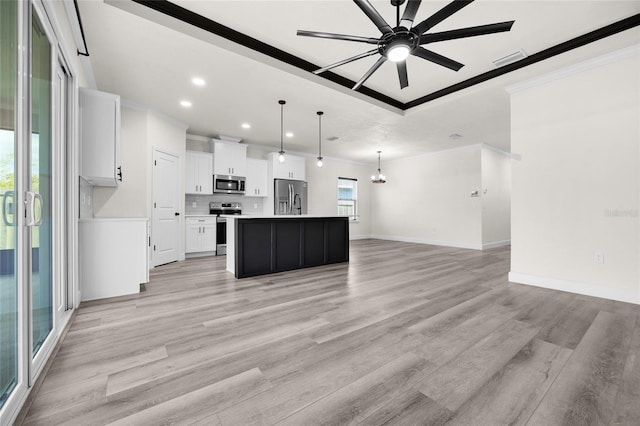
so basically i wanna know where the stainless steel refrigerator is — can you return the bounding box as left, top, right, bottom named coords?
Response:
left=274, top=179, right=307, bottom=215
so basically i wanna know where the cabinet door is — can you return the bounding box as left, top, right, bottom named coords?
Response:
left=289, top=156, right=306, bottom=180
left=245, top=158, right=268, bottom=197
left=270, top=153, right=306, bottom=180
left=80, top=88, right=120, bottom=186
left=197, top=154, right=213, bottom=194
left=230, top=144, right=247, bottom=177
left=185, top=222, right=202, bottom=253
left=213, top=142, right=232, bottom=175
left=213, top=141, right=247, bottom=176
left=185, top=152, right=199, bottom=194
left=201, top=222, right=216, bottom=251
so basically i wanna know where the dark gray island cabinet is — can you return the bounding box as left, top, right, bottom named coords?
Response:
left=225, top=216, right=349, bottom=278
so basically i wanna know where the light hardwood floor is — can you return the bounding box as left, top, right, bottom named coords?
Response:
left=21, top=240, right=640, bottom=425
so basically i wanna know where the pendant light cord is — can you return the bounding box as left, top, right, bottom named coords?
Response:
left=279, top=100, right=286, bottom=154
left=317, top=111, right=323, bottom=158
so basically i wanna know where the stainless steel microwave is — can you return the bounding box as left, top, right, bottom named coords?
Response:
left=213, top=175, right=246, bottom=194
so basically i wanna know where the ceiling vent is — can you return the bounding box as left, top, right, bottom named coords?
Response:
left=326, top=136, right=339, bottom=141
left=449, top=133, right=463, bottom=140
left=215, top=135, right=242, bottom=143
left=492, top=49, right=527, bottom=68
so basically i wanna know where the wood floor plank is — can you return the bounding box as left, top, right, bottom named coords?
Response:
left=277, top=352, right=436, bottom=425
left=419, top=319, right=538, bottom=411
left=105, top=317, right=328, bottom=396
left=360, top=391, right=453, bottom=426
left=413, top=304, right=518, bottom=366
left=611, top=312, right=640, bottom=425
left=526, top=310, right=635, bottom=425
left=107, top=368, right=269, bottom=426
left=20, top=241, right=640, bottom=426
left=445, top=339, right=572, bottom=425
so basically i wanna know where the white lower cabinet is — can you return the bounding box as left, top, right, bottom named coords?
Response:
left=186, top=217, right=216, bottom=254
left=79, top=218, right=149, bottom=301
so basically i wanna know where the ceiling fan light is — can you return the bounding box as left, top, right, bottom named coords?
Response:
left=387, top=45, right=410, bottom=62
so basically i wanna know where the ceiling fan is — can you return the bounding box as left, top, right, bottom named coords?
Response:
left=297, top=0, right=515, bottom=90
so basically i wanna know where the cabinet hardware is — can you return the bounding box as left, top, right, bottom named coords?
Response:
left=175, top=212, right=180, bottom=216
left=117, top=166, right=123, bottom=181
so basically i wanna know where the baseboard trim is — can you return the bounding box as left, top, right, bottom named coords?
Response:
left=482, top=240, right=511, bottom=249
left=370, top=234, right=483, bottom=250
left=349, top=234, right=372, bottom=240
left=508, top=271, right=640, bottom=305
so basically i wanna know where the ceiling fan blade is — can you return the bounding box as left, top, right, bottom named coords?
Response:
left=397, top=61, right=408, bottom=89
left=412, top=47, right=464, bottom=71
left=399, top=0, right=422, bottom=29
left=353, top=0, right=394, bottom=34
left=353, top=55, right=387, bottom=90
left=312, top=49, right=379, bottom=75
left=419, top=21, right=514, bottom=44
left=413, top=0, right=474, bottom=35
left=297, top=30, right=380, bottom=44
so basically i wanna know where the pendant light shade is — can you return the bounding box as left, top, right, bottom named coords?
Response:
left=316, top=111, right=324, bottom=168
left=371, top=150, right=386, bottom=183
left=278, top=100, right=286, bottom=163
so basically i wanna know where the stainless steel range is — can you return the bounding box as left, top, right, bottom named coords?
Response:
left=209, top=202, right=242, bottom=256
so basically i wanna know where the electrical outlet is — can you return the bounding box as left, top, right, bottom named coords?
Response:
left=593, top=251, right=604, bottom=264
left=253, top=203, right=258, bottom=209
left=192, top=202, right=197, bottom=208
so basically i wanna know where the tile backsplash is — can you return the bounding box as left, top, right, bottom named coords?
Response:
left=185, top=194, right=265, bottom=215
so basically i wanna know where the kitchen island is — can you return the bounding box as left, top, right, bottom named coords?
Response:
left=225, top=215, right=349, bottom=278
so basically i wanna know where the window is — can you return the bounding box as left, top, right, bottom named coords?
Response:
left=338, top=177, right=357, bottom=221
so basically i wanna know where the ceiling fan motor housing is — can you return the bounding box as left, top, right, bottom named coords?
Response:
left=379, top=29, right=418, bottom=58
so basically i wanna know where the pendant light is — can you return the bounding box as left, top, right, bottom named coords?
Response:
left=278, top=100, right=286, bottom=162
left=371, top=150, right=386, bottom=183
left=316, top=111, right=324, bottom=168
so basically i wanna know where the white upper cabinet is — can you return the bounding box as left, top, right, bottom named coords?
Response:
left=80, top=88, right=121, bottom=186
left=213, top=140, right=247, bottom=177
left=269, top=152, right=306, bottom=181
left=245, top=158, right=268, bottom=197
left=185, top=151, right=213, bottom=194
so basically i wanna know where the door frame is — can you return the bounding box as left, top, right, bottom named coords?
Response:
left=151, top=147, right=182, bottom=268
left=1, top=0, right=78, bottom=423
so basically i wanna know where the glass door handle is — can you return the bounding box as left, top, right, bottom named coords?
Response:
left=2, top=190, right=15, bottom=226
left=25, top=191, right=43, bottom=226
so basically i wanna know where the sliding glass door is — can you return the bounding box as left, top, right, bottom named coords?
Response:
left=0, top=1, right=74, bottom=421
left=0, top=0, right=18, bottom=411
left=30, top=7, right=53, bottom=359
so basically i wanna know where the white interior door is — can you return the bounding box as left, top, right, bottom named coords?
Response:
left=152, top=149, right=180, bottom=267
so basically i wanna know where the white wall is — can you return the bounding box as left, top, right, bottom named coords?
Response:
left=93, top=106, right=148, bottom=217
left=509, top=47, right=640, bottom=304
left=481, top=147, right=511, bottom=247
left=305, top=158, right=372, bottom=239
left=370, top=145, right=484, bottom=249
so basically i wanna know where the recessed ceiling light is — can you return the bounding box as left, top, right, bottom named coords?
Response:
left=180, top=100, right=192, bottom=108
left=241, top=123, right=251, bottom=129
left=191, top=77, right=205, bottom=86
left=285, top=132, right=294, bottom=138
